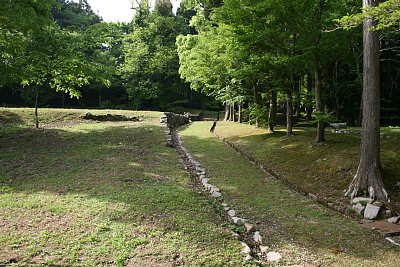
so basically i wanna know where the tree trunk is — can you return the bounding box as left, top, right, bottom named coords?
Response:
left=224, top=103, right=230, bottom=121
left=35, top=89, right=39, bottom=129
left=315, top=67, right=325, bottom=143
left=346, top=0, right=388, bottom=202
left=238, top=104, right=242, bottom=123
left=306, top=74, right=313, bottom=122
left=268, top=90, right=277, bottom=133
left=286, top=90, right=293, bottom=136
left=231, top=102, right=235, bottom=122
left=294, top=77, right=301, bottom=119
left=253, top=84, right=261, bottom=128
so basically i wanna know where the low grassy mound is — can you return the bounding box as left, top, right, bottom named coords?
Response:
left=181, top=121, right=400, bottom=266
left=0, top=108, right=242, bottom=266
left=213, top=122, right=400, bottom=214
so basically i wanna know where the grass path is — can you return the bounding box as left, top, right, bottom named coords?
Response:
left=0, top=109, right=243, bottom=266
left=180, top=121, right=400, bottom=267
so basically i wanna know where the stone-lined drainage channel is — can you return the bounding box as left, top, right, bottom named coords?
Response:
left=212, top=131, right=400, bottom=248
left=161, top=113, right=285, bottom=265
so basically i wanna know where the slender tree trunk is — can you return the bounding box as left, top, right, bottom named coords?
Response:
left=231, top=102, right=235, bottom=122
left=315, top=67, right=325, bottom=143
left=286, top=90, right=293, bottom=136
left=346, top=0, right=388, bottom=202
left=35, top=89, right=39, bottom=129
left=306, top=74, right=313, bottom=122
left=268, top=90, right=277, bottom=133
left=253, top=83, right=261, bottom=128
left=224, top=103, right=230, bottom=121
left=294, top=77, right=301, bottom=119
left=238, top=104, right=242, bottom=123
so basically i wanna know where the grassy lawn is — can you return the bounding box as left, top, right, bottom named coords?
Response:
left=180, top=121, right=400, bottom=267
left=0, top=108, right=243, bottom=266
left=212, top=121, right=400, bottom=214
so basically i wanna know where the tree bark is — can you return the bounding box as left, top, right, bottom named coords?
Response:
left=315, top=67, right=325, bottom=143
left=253, top=83, right=261, bottom=128
left=231, top=102, right=235, bottom=122
left=286, top=90, right=293, bottom=136
left=346, top=0, right=388, bottom=202
left=238, top=104, right=242, bottom=123
left=224, top=103, right=230, bottom=121
left=268, top=90, right=277, bottom=133
left=306, top=74, right=313, bottom=122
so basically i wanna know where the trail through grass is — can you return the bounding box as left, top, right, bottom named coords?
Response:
left=180, top=121, right=400, bottom=267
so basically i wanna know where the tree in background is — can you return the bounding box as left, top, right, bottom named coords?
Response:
left=121, top=0, right=190, bottom=110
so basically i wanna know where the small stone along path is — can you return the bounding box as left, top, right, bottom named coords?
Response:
left=160, top=114, right=400, bottom=265
left=161, top=113, right=305, bottom=266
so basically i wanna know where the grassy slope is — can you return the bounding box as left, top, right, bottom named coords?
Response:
left=0, top=108, right=243, bottom=266
left=214, top=122, right=400, bottom=214
left=181, top=121, right=400, bottom=267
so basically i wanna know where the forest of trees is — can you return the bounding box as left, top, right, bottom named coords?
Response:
left=1, top=0, right=399, bottom=200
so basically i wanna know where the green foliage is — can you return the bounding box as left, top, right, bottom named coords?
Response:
left=312, top=111, right=336, bottom=125
left=338, top=0, right=400, bottom=30
left=120, top=1, right=189, bottom=109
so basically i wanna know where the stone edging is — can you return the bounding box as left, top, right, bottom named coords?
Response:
left=160, top=113, right=285, bottom=264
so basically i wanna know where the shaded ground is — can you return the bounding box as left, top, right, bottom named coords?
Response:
left=0, top=109, right=243, bottom=266
left=180, top=121, right=400, bottom=266
left=213, top=122, right=400, bottom=215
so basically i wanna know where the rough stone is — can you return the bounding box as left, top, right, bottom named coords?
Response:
left=201, top=178, right=209, bottom=185
left=232, top=217, right=246, bottom=225
left=245, top=255, right=253, bottom=261
left=352, top=197, right=373, bottom=205
left=253, top=231, right=262, bottom=243
left=221, top=203, right=228, bottom=207
left=241, top=242, right=251, bottom=255
left=211, top=191, right=222, bottom=198
left=364, top=204, right=380, bottom=220
left=352, top=203, right=365, bottom=215
left=259, top=245, right=269, bottom=253
left=395, top=181, right=400, bottom=189
left=388, top=216, right=400, bottom=224
left=224, top=207, right=230, bottom=211
left=266, top=252, right=282, bottom=262
left=227, top=209, right=236, bottom=218
left=245, top=223, right=254, bottom=233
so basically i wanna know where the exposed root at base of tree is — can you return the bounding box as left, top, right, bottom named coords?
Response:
left=345, top=164, right=389, bottom=202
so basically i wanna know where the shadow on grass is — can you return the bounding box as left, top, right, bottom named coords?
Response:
left=0, top=123, right=241, bottom=265
left=180, top=123, right=400, bottom=265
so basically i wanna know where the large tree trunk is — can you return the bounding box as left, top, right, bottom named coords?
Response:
left=346, top=0, right=388, bottom=202
left=286, top=90, right=293, bottom=136
left=306, top=74, right=313, bottom=122
left=268, top=90, right=277, bottom=133
left=315, top=67, right=325, bottom=143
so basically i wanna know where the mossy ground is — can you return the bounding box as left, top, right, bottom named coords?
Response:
left=0, top=108, right=243, bottom=266
left=180, top=121, right=400, bottom=266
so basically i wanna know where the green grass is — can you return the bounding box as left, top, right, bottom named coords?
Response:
left=0, top=108, right=243, bottom=266
left=180, top=121, right=400, bottom=266
left=212, top=121, right=400, bottom=214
